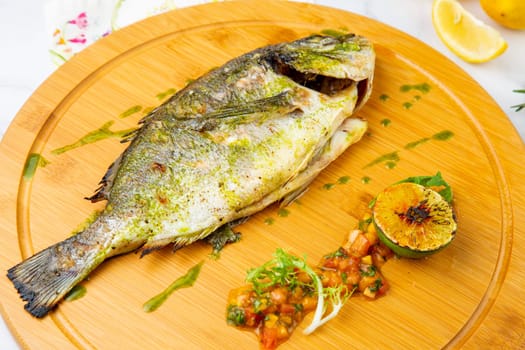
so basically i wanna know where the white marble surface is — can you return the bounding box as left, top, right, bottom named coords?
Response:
left=0, top=0, right=524, bottom=348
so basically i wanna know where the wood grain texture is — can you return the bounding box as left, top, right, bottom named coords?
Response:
left=1, top=1, right=524, bottom=349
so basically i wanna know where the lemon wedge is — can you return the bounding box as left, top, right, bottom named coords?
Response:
left=432, top=0, right=507, bottom=63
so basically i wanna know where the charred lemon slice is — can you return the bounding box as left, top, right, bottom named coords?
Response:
left=372, top=182, right=457, bottom=258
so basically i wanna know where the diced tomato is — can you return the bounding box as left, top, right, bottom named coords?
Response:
left=338, top=256, right=360, bottom=273
left=301, top=296, right=317, bottom=311
left=244, top=308, right=263, bottom=327
left=377, top=277, right=390, bottom=296
left=228, top=210, right=396, bottom=349
left=264, top=304, right=278, bottom=315
left=280, top=303, right=295, bottom=315
left=288, top=286, right=304, bottom=303
left=276, top=325, right=289, bottom=340
left=227, top=285, right=252, bottom=307
left=260, top=326, right=279, bottom=350
left=322, top=257, right=339, bottom=269
left=295, top=271, right=312, bottom=284
left=270, top=287, right=288, bottom=305
left=344, top=270, right=361, bottom=286
left=358, top=275, right=378, bottom=293
left=321, top=270, right=342, bottom=288
left=349, top=233, right=371, bottom=257
left=371, top=250, right=387, bottom=268
left=375, top=241, right=394, bottom=258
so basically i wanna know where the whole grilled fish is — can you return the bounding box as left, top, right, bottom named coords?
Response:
left=7, top=34, right=375, bottom=318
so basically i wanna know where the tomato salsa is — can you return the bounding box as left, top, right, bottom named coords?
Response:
left=226, top=214, right=394, bottom=349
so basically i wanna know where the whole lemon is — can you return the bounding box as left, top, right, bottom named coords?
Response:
left=480, top=0, right=525, bottom=29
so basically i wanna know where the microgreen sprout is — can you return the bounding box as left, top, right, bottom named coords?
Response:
left=246, top=248, right=355, bottom=335
left=303, top=284, right=356, bottom=335
left=246, top=248, right=315, bottom=295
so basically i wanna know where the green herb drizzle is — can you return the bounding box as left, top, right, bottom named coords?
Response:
left=64, top=285, right=87, bottom=301
left=23, top=153, right=49, bottom=180
left=143, top=261, right=204, bottom=313
left=52, top=121, right=136, bottom=155
left=118, top=105, right=142, bottom=118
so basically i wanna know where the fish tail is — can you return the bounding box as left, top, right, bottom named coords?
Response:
left=7, top=233, right=105, bottom=318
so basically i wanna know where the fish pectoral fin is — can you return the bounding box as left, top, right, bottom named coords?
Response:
left=140, top=226, right=218, bottom=257
left=139, top=237, right=174, bottom=257
left=279, top=179, right=314, bottom=207
left=209, top=91, right=297, bottom=118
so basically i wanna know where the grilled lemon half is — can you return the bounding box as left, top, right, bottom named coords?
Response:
left=372, top=182, right=457, bottom=258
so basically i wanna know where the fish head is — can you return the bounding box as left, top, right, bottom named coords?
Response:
left=272, top=34, right=375, bottom=109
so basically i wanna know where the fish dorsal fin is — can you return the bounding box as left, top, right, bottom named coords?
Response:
left=85, top=154, right=123, bottom=202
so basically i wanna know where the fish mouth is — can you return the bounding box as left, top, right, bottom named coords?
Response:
left=270, top=57, right=370, bottom=108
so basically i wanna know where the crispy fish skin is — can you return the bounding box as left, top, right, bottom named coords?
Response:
left=7, top=34, right=374, bottom=318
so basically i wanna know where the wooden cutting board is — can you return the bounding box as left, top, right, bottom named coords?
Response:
left=1, top=1, right=524, bottom=349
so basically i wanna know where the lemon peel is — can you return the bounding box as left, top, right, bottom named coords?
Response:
left=480, top=0, right=525, bottom=30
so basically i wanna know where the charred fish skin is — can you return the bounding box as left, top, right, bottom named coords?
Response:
left=7, top=34, right=375, bottom=318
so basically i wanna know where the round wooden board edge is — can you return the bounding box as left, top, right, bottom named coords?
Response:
left=1, top=0, right=525, bottom=349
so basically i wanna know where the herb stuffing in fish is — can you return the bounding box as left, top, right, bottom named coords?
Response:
left=7, top=34, right=375, bottom=318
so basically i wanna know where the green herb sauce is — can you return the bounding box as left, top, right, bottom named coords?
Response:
left=402, top=102, right=413, bottom=110
left=385, top=161, right=397, bottom=169
left=404, top=137, right=430, bottom=149
left=156, top=88, right=177, bottom=101
left=400, top=83, right=431, bottom=94
left=364, top=151, right=400, bottom=168
left=277, top=208, right=290, bottom=217
left=264, top=218, right=275, bottom=225
left=432, top=130, right=454, bottom=141
left=23, top=153, right=49, bottom=180
left=143, top=260, right=204, bottom=313
left=52, top=121, right=137, bottom=155
left=322, top=183, right=335, bottom=190
left=65, top=285, right=87, bottom=301
left=379, top=94, right=389, bottom=102
left=361, top=176, right=371, bottom=184
left=142, top=106, right=156, bottom=115
left=337, top=176, right=350, bottom=184
left=71, top=210, right=102, bottom=236
left=320, top=28, right=349, bottom=38
left=380, top=118, right=391, bottom=127
left=118, top=105, right=142, bottom=119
